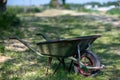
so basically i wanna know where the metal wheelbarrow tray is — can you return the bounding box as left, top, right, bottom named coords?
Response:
left=36, top=35, right=100, bottom=58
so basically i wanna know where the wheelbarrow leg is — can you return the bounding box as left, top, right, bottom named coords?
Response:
left=53, top=60, right=61, bottom=75
left=59, top=58, right=66, bottom=69
left=46, top=57, right=52, bottom=75
left=53, top=58, right=66, bottom=75
left=68, top=60, right=73, bottom=72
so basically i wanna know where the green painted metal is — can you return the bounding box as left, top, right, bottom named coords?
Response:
left=37, top=35, right=99, bottom=57
left=37, top=41, right=78, bottom=57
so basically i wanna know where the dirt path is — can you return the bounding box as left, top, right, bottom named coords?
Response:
left=35, top=9, right=120, bottom=27
left=35, top=9, right=88, bottom=17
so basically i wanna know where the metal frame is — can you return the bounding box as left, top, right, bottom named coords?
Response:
left=9, top=33, right=104, bottom=75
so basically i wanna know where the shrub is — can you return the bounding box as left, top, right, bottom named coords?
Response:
left=0, top=8, right=21, bottom=31
left=107, top=8, right=120, bottom=15
left=0, top=8, right=21, bottom=52
left=0, top=42, right=4, bottom=53
left=7, top=6, right=24, bottom=14
left=78, top=7, right=93, bottom=13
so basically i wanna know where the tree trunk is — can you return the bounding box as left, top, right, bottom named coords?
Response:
left=50, top=0, right=60, bottom=8
left=62, top=0, right=66, bottom=5
left=0, top=0, right=7, bottom=12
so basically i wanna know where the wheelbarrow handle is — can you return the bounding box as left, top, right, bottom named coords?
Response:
left=9, top=36, right=19, bottom=39
left=36, top=33, right=50, bottom=41
left=9, top=36, right=44, bottom=56
left=9, top=36, right=28, bottom=47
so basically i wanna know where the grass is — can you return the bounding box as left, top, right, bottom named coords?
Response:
left=0, top=14, right=120, bottom=80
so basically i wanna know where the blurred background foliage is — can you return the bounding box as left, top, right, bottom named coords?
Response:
left=107, top=8, right=120, bottom=16
left=0, top=8, right=21, bottom=37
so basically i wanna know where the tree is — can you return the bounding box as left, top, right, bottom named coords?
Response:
left=0, top=0, right=7, bottom=12
left=50, top=0, right=60, bottom=8
left=104, top=1, right=120, bottom=8
left=50, top=0, right=66, bottom=8
left=62, top=0, right=66, bottom=5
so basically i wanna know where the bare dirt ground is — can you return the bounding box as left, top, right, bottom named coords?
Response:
left=35, top=9, right=88, bottom=17
left=116, top=49, right=120, bottom=56
left=35, top=9, right=120, bottom=27
left=0, top=40, right=27, bottom=63
left=0, top=56, right=11, bottom=63
left=6, top=39, right=28, bottom=52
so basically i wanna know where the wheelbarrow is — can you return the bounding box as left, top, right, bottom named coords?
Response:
left=9, top=33, right=104, bottom=76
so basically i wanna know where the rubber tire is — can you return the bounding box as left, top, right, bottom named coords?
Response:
left=74, top=50, right=101, bottom=77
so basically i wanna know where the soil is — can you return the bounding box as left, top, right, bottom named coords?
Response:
left=0, top=55, right=11, bottom=63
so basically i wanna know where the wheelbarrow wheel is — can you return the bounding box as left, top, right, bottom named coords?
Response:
left=74, top=50, right=100, bottom=76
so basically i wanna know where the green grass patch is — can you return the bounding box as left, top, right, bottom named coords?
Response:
left=0, top=14, right=120, bottom=80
